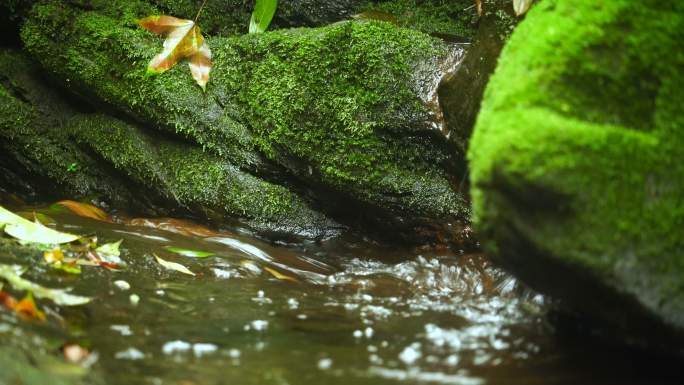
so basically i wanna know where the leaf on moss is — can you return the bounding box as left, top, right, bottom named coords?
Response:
left=138, top=15, right=212, bottom=90
left=249, top=0, right=278, bottom=33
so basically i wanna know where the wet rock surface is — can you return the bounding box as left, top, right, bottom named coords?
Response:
left=468, top=0, right=684, bottom=352
left=0, top=0, right=488, bottom=244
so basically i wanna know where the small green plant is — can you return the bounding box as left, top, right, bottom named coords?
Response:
left=66, top=162, right=78, bottom=172
left=249, top=0, right=278, bottom=33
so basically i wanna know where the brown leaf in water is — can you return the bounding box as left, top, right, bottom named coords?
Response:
left=14, top=292, right=46, bottom=321
left=57, top=200, right=112, bottom=222
left=263, top=266, right=299, bottom=283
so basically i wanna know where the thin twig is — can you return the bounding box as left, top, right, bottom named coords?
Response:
left=194, top=0, right=209, bottom=23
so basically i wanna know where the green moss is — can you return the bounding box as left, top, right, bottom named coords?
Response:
left=66, top=114, right=330, bottom=232
left=469, top=0, right=684, bottom=341
left=22, top=0, right=469, bottom=224
left=359, top=0, right=478, bottom=39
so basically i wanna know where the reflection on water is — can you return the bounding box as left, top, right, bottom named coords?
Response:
left=0, top=205, right=682, bottom=385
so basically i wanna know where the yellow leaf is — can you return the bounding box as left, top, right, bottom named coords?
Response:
left=139, top=15, right=213, bottom=90
left=263, top=266, right=299, bottom=283
left=14, top=292, right=46, bottom=322
left=44, top=248, right=65, bottom=263
left=154, top=253, right=196, bottom=276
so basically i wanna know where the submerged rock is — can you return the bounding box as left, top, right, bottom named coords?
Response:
left=7, top=0, right=476, bottom=243
left=469, top=0, right=684, bottom=350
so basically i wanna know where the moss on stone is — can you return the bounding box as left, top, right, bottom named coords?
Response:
left=65, top=114, right=335, bottom=236
left=468, top=0, right=684, bottom=347
left=21, top=0, right=470, bottom=234
left=0, top=48, right=336, bottom=237
left=359, top=0, right=478, bottom=39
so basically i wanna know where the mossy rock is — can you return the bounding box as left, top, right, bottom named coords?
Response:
left=0, top=49, right=338, bottom=238
left=20, top=0, right=472, bottom=243
left=468, top=0, right=684, bottom=350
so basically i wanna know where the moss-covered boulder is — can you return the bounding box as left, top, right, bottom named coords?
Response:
left=468, top=0, right=684, bottom=349
left=18, top=0, right=472, bottom=243
left=0, top=49, right=338, bottom=238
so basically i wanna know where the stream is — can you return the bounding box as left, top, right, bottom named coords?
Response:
left=0, top=202, right=681, bottom=385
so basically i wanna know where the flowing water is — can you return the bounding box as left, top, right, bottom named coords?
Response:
left=0, top=202, right=681, bottom=385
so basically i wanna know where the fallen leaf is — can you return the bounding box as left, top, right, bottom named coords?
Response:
left=57, top=200, right=112, bottom=222
left=44, top=248, right=65, bottom=263
left=0, top=264, right=92, bottom=306
left=249, top=0, right=278, bottom=33
left=0, top=290, right=17, bottom=309
left=96, top=240, right=124, bottom=265
left=165, top=246, right=215, bottom=258
left=127, top=218, right=220, bottom=237
left=154, top=254, right=195, bottom=276
left=0, top=206, right=80, bottom=244
left=14, top=292, right=46, bottom=321
left=17, top=211, right=56, bottom=226
left=263, top=266, right=299, bottom=283
left=513, top=0, right=533, bottom=16
left=139, top=15, right=212, bottom=90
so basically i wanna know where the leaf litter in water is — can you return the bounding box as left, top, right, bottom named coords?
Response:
left=96, top=239, right=124, bottom=266
left=138, top=15, right=212, bottom=90
left=57, top=200, right=112, bottom=222
left=0, top=264, right=92, bottom=306
left=154, top=254, right=195, bottom=276
left=165, top=246, right=215, bottom=258
left=0, top=206, right=80, bottom=244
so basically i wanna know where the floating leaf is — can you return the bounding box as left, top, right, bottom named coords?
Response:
left=96, top=240, right=124, bottom=264
left=154, top=254, right=195, bottom=276
left=128, top=217, right=220, bottom=237
left=513, top=0, right=533, bottom=16
left=17, top=211, right=56, bottom=226
left=138, top=15, right=213, bottom=90
left=263, top=266, right=299, bottom=283
left=0, top=264, right=92, bottom=306
left=0, top=206, right=80, bottom=244
left=249, top=0, right=278, bottom=33
left=57, top=200, right=112, bottom=222
left=165, top=246, right=215, bottom=258
left=44, top=248, right=82, bottom=274
left=14, top=292, right=46, bottom=321
left=43, top=248, right=65, bottom=263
